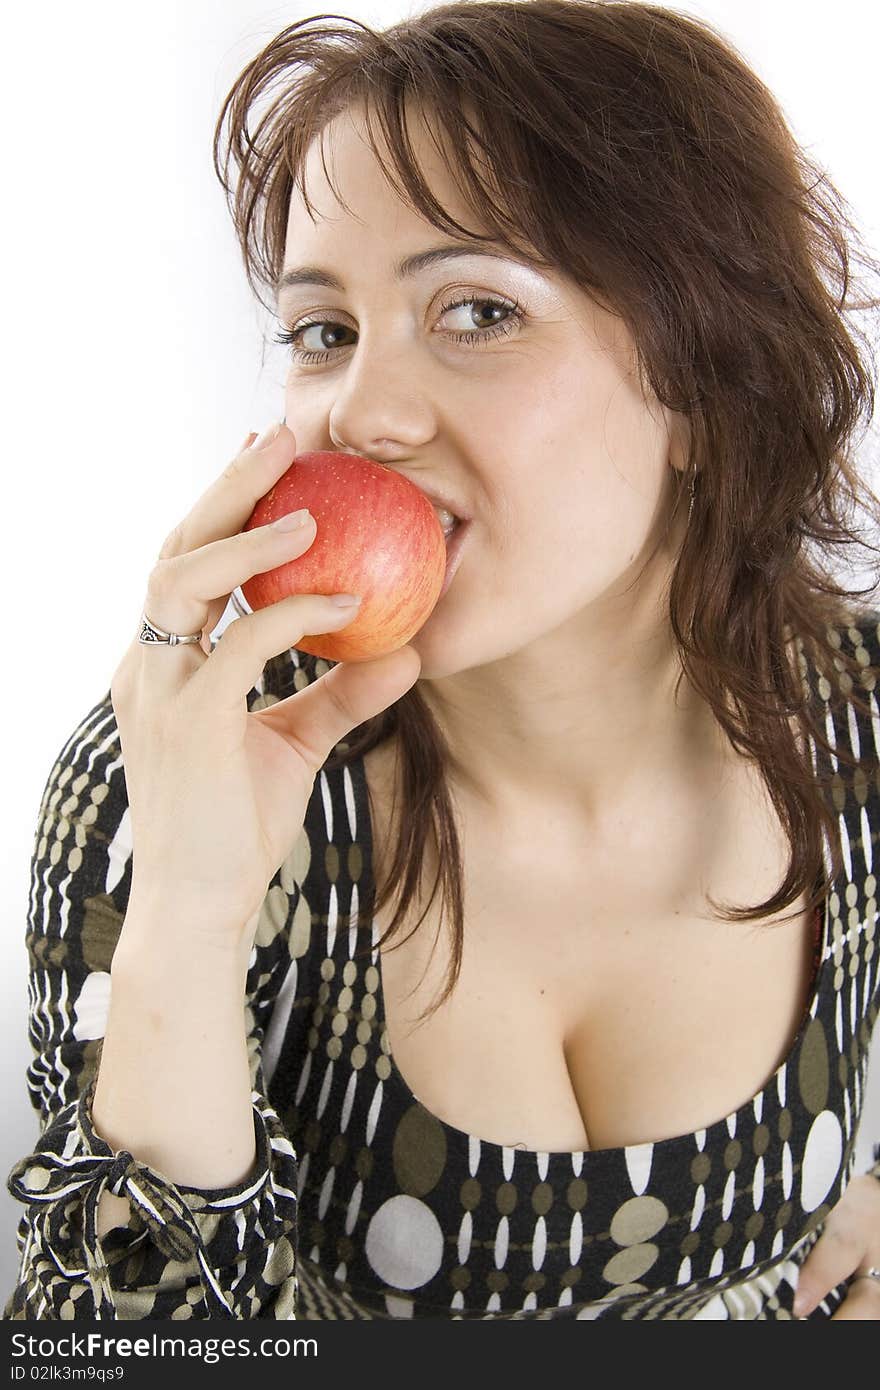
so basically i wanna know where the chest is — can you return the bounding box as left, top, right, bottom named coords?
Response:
left=364, top=743, right=822, bottom=1154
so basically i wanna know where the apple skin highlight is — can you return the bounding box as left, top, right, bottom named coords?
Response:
left=241, top=451, right=447, bottom=662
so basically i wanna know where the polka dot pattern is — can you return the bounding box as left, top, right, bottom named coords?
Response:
left=5, top=618, right=880, bottom=1321
left=270, top=620, right=880, bottom=1320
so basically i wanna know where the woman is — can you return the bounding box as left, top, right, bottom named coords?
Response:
left=6, top=1, right=880, bottom=1320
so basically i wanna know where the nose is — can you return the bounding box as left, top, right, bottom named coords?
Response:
left=326, top=333, right=437, bottom=461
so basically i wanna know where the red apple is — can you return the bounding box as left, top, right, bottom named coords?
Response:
left=240, top=451, right=447, bottom=662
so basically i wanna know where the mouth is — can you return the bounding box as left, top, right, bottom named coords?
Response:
left=410, top=489, right=470, bottom=599
left=438, top=518, right=470, bottom=598
left=429, top=501, right=465, bottom=538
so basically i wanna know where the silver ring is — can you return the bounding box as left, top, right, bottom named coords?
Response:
left=849, top=1266, right=880, bottom=1285
left=137, top=614, right=203, bottom=647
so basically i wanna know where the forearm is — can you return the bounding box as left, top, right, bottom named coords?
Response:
left=91, top=901, right=257, bottom=1237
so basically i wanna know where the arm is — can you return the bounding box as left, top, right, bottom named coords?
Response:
left=91, top=907, right=258, bottom=1233
left=4, top=685, right=301, bottom=1320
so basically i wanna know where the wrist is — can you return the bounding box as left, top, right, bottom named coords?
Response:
left=113, top=898, right=255, bottom=979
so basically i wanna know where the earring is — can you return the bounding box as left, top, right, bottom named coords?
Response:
left=688, top=463, right=697, bottom=522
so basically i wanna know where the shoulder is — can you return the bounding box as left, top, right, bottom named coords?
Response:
left=35, top=686, right=127, bottom=847
left=821, top=605, right=880, bottom=675
left=793, top=603, right=880, bottom=713
left=792, top=606, right=880, bottom=846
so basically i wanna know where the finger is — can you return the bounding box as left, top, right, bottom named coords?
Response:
left=793, top=1225, right=865, bottom=1317
left=198, top=429, right=256, bottom=645
left=830, top=1281, right=880, bottom=1319
left=158, top=421, right=297, bottom=563
left=138, top=508, right=319, bottom=692
left=252, top=643, right=422, bottom=773
left=185, top=591, right=373, bottom=722
left=153, top=421, right=299, bottom=650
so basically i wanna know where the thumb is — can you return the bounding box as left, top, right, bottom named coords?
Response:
left=257, top=644, right=422, bottom=771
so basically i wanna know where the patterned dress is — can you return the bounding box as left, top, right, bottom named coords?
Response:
left=5, top=613, right=880, bottom=1320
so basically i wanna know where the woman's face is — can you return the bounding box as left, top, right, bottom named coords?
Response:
left=279, top=104, right=687, bottom=680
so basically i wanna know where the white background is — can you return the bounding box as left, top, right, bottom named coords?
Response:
left=2, top=0, right=879, bottom=1303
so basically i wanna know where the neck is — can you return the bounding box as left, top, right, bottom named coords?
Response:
left=419, top=557, right=729, bottom=831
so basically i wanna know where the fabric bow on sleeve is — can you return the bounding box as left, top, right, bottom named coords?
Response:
left=7, top=1086, right=239, bottom=1320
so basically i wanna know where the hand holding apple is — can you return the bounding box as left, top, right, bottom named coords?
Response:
left=241, top=451, right=447, bottom=661
left=109, top=423, right=422, bottom=941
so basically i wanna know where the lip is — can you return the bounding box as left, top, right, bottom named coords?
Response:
left=438, top=519, right=470, bottom=599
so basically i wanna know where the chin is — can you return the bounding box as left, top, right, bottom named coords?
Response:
left=408, top=595, right=520, bottom=680
left=407, top=605, right=481, bottom=680
left=406, top=629, right=465, bottom=682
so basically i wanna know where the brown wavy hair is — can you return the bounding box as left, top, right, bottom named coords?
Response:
left=214, top=0, right=880, bottom=1017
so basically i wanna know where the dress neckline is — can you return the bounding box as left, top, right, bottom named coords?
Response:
left=351, top=749, right=831, bottom=1166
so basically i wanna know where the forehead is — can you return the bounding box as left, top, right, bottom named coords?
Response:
left=286, top=102, right=488, bottom=245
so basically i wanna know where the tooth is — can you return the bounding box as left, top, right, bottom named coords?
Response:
left=433, top=505, right=457, bottom=529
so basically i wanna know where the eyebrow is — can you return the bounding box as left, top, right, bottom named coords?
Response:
left=275, top=243, right=532, bottom=298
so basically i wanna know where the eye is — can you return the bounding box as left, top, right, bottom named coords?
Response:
left=273, top=293, right=523, bottom=365
left=435, top=294, right=521, bottom=344
left=274, top=320, right=355, bottom=362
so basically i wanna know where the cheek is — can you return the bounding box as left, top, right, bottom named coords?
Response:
left=601, top=374, right=674, bottom=506
left=484, top=453, right=657, bottom=565
left=522, top=401, right=670, bottom=558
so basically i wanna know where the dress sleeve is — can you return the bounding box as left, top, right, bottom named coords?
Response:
left=4, top=674, right=302, bottom=1320
left=838, top=613, right=880, bottom=1189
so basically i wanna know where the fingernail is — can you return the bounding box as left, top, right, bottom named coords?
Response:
left=252, top=420, right=282, bottom=450
left=272, top=508, right=313, bottom=532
